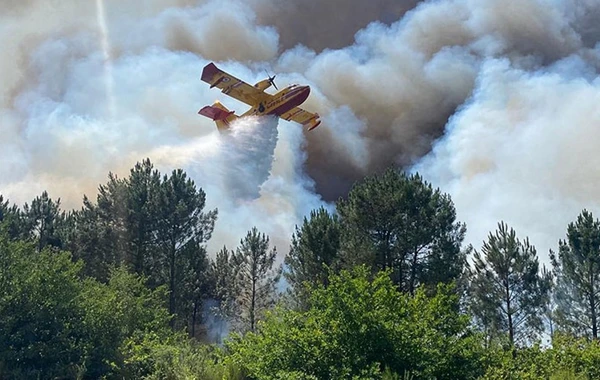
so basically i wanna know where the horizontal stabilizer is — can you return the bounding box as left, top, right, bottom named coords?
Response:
left=198, top=105, right=235, bottom=121
left=198, top=101, right=238, bottom=131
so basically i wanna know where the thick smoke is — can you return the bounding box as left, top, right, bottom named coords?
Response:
left=3, top=0, right=600, bottom=261
left=0, top=0, right=322, bottom=253
left=416, top=57, right=600, bottom=260
left=273, top=0, right=596, bottom=199
left=248, top=0, right=421, bottom=52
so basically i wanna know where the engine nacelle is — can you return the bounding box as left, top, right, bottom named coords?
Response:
left=253, top=79, right=272, bottom=91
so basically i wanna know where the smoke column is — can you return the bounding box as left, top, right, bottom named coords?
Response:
left=95, top=0, right=116, bottom=118
left=3, top=0, right=600, bottom=261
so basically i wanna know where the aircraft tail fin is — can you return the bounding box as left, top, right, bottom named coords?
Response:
left=198, top=101, right=238, bottom=131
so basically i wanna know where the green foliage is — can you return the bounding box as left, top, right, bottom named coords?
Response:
left=125, top=159, right=162, bottom=275
left=67, top=194, right=121, bottom=280
left=12, top=162, right=600, bottom=379
left=124, top=337, right=245, bottom=380
left=67, top=159, right=217, bottom=332
left=482, top=334, right=600, bottom=380
left=551, top=209, right=600, bottom=339
left=336, top=168, right=466, bottom=294
left=230, top=227, right=282, bottom=333
left=226, top=266, right=485, bottom=380
left=469, top=222, right=551, bottom=346
left=22, top=190, right=66, bottom=251
left=210, top=246, right=238, bottom=332
left=285, top=206, right=341, bottom=307
left=0, top=195, right=23, bottom=240
left=0, top=238, right=86, bottom=379
left=0, top=234, right=173, bottom=379
left=154, top=167, right=217, bottom=329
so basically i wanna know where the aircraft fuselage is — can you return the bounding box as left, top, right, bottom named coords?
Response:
left=248, top=85, right=311, bottom=117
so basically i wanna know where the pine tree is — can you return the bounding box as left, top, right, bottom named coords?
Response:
left=67, top=176, right=129, bottom=280
left=22, top=191, right=65, bottom=251
left=231, top=227, right=281, bottom=332
left=285, top=207, right=341, bottom=306
left=66, top=160, right=217, bottom=332
left=0, top=195, right=23, bottom=240
left=551, top=210, right=600, bottom=339
left=336, top=168, right=466, bottom=294
left=211, top=246, right=237, bottom=316
left=469, top=222, right=551, bottom=346
left=0, top=195, right=9, bottom=222
left=154, top=168, right=217, bottom=329
left=125, top=159, right=162, bottom=275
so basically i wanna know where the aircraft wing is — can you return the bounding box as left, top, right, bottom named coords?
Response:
left=201, top=63, right=270, bottom=106
left=280, top=107, right=321, bottom=131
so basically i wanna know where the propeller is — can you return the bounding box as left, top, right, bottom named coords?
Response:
left=265, top=70, right=278, bottom=90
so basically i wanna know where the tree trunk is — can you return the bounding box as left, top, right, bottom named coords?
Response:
left=191, top=300, right=198, bottom=338
left=591, top=269, right=597, bottom=339
left=409, top=248, right=419, bottom=296
left=169, top=242, right=176, bottom=327
left=250, top=277, right=256, bottom=332
left=506, top=279, right=514, bottom=346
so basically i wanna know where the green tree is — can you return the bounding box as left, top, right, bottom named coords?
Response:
left=482, top=334, right=600, bottom=379
left=0, top=195, right=24, bottom=240
left=125, top=159, right=162, bottom=275
left=66, top=172, right=130, bottom=280
left=84, top=266, right=173, bottom=378
left=551, top=210, right=600, bottom=339
left=284, top=207, right=341, bottom=306
left=231, top=227, right=282, bottom=333
left=337, top=169, right=466, bottom=294
left=468, top=222, right=551, bottom=346
left=154, top=168, right=217, bottom=330
left=67, top=161, right=161, bottom=280
left=227, top=267, right=485, bottom=380
left=0, top=233, right=172, bottom=379
left=66, top=161, right=217, bottom=332
left=0, top=240, right=86, bottom=378
left=66, top=196, right=119, bottom=280
left=211, top=246, right=237, bottom=315
left=22, top=191, right=65, bottom=251
left=0, top=195, right=10, bottom=222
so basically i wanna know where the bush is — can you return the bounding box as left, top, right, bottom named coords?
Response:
left=0, top=235, right=173, bottom=379
left=483, top=334, right=600, bottom=380
left=226, top=266, right=486, bottom=380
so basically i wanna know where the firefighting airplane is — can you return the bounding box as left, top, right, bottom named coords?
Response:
left=198, top=62, right=321, bottom=131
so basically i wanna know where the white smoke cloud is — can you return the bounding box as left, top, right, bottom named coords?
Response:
left=4, top=0, right=600, bottom=263
left=0, top=0, right=325, bottom=255
left=415, top=56, right=600, bottom=261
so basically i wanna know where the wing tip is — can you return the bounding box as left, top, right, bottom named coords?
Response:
left=307, top=120, right=321, bottom=131
left=201, top=62, right=220, bottom=82
left=306, top=115, right=321, bottom=131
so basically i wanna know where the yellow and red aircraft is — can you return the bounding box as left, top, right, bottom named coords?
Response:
left=198, top=62, right=321, bottom=131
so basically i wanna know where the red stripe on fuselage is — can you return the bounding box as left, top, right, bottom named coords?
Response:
left=268, top=86, right=311, bottom=116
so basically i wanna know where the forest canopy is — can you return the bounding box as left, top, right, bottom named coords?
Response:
left=1, top=160, right=599, bottom=379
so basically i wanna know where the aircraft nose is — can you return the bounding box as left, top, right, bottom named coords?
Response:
left=295, top=86, right=310, bottom=104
